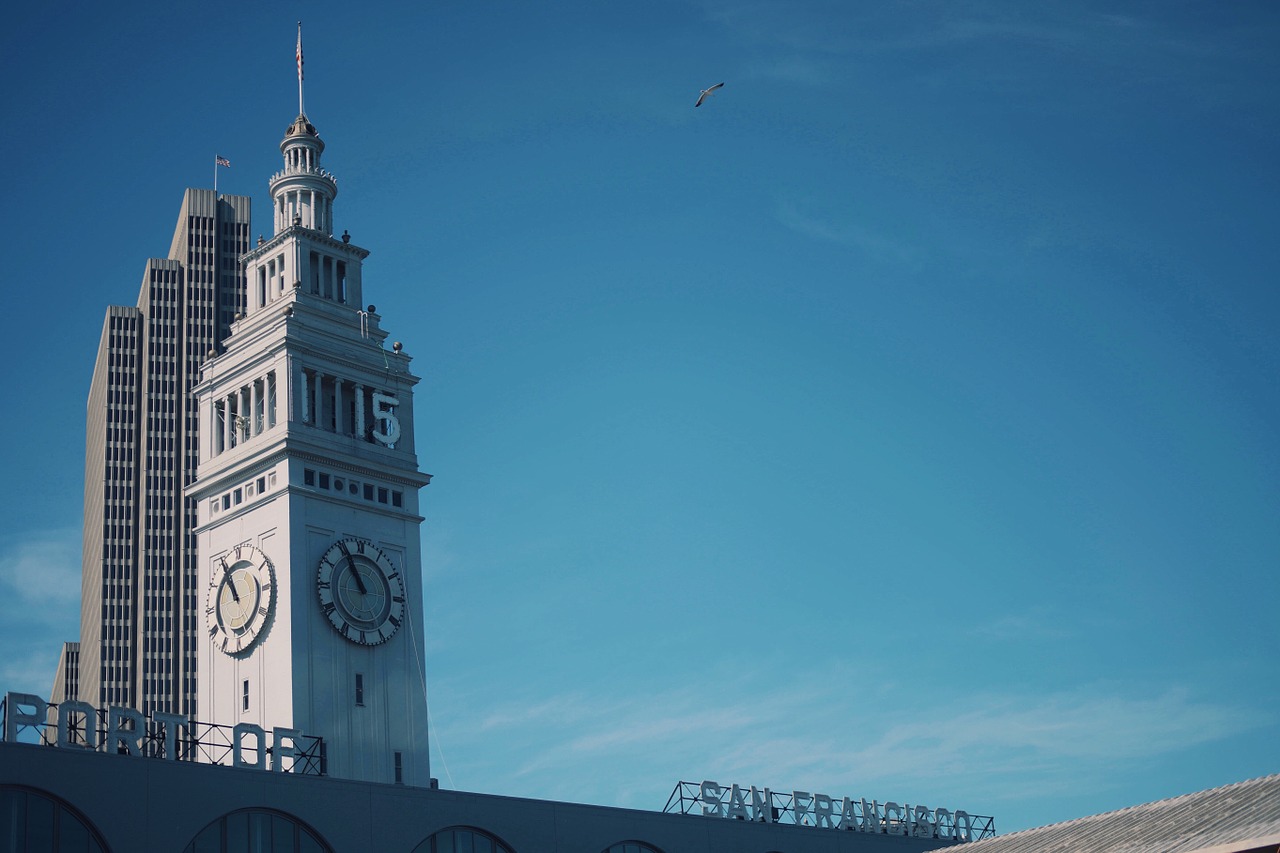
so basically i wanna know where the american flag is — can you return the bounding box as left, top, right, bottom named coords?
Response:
left=296, top=27, right=304, bottom=81
left=216, top=156, right=231, bottom=168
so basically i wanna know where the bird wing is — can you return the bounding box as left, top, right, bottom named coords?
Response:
left=694, top=82, right=724, bottom=107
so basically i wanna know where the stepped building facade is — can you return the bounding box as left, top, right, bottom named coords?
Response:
left=60, top=188, right=251, bottom=718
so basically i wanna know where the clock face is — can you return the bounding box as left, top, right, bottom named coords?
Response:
left=206, top=543, right=276, bottom=656
left=317, top=538, right=406, bottom=645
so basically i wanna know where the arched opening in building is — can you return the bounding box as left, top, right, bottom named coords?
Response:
left=411, top=825, right=516, bottom=853
left=602, top=843, right=666, bottom=853
left=182, top=807, right=332, bottom=853
left=0, top=784, right=111, bottom=853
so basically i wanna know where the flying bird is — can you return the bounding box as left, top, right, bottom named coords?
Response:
left=695, top=82, right=724, bottom=107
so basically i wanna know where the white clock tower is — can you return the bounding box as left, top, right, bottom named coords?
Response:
left=190, top=103, right=431, bottom=786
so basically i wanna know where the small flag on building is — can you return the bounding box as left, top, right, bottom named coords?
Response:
left=296, top=25, right=304, bottom=81
left=216, top=155, right=231, bottom=168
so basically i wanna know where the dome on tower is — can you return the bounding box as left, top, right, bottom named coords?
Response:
left=286, top=114, right=321, bottom=140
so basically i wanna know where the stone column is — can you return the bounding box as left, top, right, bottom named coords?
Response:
left=213, top=401, right=223, bottom=456
left=334, top=377, right=345, bottom=435
left=355, top=384, right=365, bottom=440
left=267, top=369, right=277, bottom=429
left=313, top=372, right=324, bottom=430
left=223, top=394, right=233, bottom=449
left=250, top=379, right=260, bottom=437
left=298, top=365, right=307, bottom=424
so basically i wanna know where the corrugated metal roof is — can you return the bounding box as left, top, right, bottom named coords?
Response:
left=928, top=774, right=1280, bottom=853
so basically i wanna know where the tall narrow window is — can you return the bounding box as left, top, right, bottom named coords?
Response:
left=394, top=751, right=403, bottom=784
left=355, top=673, right=365, bottom=706
left=242, top=679, right=249, bottom=712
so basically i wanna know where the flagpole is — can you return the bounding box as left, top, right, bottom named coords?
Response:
left=214, top=155, right=218, bottom=195
left=297, top=21, right=305, bottom=116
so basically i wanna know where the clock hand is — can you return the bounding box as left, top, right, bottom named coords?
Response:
left=338, top=541, right=368, bottom=595
left=220, top=558, right=240, bottom=602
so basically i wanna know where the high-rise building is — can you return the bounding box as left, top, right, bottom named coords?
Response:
left=57, top=188, right=252, bottom=717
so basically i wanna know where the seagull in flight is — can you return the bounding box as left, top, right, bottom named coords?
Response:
left=695, top=82, right=724, bottom=107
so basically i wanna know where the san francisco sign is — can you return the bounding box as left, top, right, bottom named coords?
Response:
left=666, top=779, right=994, bottom=841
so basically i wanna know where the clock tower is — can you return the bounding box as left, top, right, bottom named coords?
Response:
left=190, top=103, right=431, bottom=785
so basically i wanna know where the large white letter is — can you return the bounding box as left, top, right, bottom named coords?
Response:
left=700, top=780, right=723, bottom=816
left=232, top=723, right=267, bottom=769
left=3, top=693, right=46, bottom=743
left=751, top=787, right=773, bottom=823
left=726, top=784, right=749, bottom=820
left=793, top=791, right=812, bottom=826
left=814, top=793, right=835, bottom=828
left=860, top=799, right=881, bottom=833
left=838, top=797, right=857, bottom=830
left=105, top=706, right=145, bottom=756
left=271, top=727, right=303, bottom=772
left=153, top=711, right=189, bottom=760
left=934, top=807, right=952, bottom=838
left=913, top=805, right=935, bottom=837
left=883, top=802, right=905, bottom=835
left=56, top=700, right=97, bottom=750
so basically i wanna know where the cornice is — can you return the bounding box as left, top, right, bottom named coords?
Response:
left=242, top=225, right=370, bottom=265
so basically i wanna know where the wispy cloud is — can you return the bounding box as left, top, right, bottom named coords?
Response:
left=694, top=1, right=1256, bottom=107
left=842, top=688, right=1265, bottom=789
left=742, top=57, right=830, bottom=87
left=0, top=528, right=81, bottom=612
left=776, top=199, right=922, bottom=268
left=696, top=1, right=1223, bottom=59
left=433, top=669, right=1264, bottom=810
left=0, top=650, right=67, bottom=697
left=0, top=528, right=82, bottom=696
left=970, top=609, right=1073, bottom=642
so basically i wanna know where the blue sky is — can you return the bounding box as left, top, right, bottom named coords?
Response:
left=2, top=0, right=1278, bottom=835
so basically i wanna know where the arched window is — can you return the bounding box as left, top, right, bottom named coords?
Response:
left=602, top=843, right=665, bottom=853
left=0, top=785, right=110, bottom=852
left=411, top=825, right=515, bottom=853
left=182, top=808, right=331, bottom=853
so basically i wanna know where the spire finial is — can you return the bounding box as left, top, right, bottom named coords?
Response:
left=296, top=22, right=305, bottom=116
